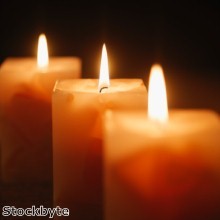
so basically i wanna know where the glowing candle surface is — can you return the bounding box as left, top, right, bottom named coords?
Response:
left=52, top=44, right=147, bottom=220
left=0, top=34, right=81, bottom=183
left=104, top=64, right=220, bottom=220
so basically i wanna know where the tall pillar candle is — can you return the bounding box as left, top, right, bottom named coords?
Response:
left=103, top=65, right=220, bottom=220
left=52, top=43, right=147, bottom=220
left=53, top=78, right=147, bottom=220
left=0, top=34, right=81, bottom=183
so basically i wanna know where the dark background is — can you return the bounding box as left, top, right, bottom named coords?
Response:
left=0, top=0, right=220, bottom=112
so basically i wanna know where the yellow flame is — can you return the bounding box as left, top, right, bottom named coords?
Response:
left=98, top=44, right=110, bottom=92
left=37, top=34, right=49, bottom=68
left=148, top=64, right=168, bottom=123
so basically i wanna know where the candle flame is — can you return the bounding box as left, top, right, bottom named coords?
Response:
left=98, top=44, right=110, bottom=93
left=37, top=34, right=49, bottom=68
left=148, top=64, right=168, bottom=123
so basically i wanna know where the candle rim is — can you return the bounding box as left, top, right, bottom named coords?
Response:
left=53, top=78, right=147, bottom=94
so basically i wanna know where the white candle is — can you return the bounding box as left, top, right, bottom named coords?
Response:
left=52, top=44, right=147, bottom=219
left=0, top=34, right=81, bottom=183
left=104, top=64, right=220, bottom=220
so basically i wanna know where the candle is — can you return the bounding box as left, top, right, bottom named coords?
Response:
left=52, top=44, right=147, bottom=219
left=0, top=34, right=81, bottom=183
left=104, top=64, right=220, bottom=220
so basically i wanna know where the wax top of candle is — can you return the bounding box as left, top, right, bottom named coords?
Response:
left=106, top=109, right=220, bottom=138
left=0, top=57, right=81, bottom=73
left=54, top=79, right=146, bottom=94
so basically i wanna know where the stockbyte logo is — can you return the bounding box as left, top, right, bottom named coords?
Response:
left=2, top=205, right=69, bottom=218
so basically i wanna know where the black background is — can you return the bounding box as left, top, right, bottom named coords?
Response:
left=0, top=0, right=220, bottom=111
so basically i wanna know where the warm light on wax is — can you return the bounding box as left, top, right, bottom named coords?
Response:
left=98, top=44, right=110, bottom=92
left=37, top=34, right=49, bottom=68
left=148, top=64, right=168, bottom=123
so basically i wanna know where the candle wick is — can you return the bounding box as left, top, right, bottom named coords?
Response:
left=99, top=86, right=108, bottom=93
